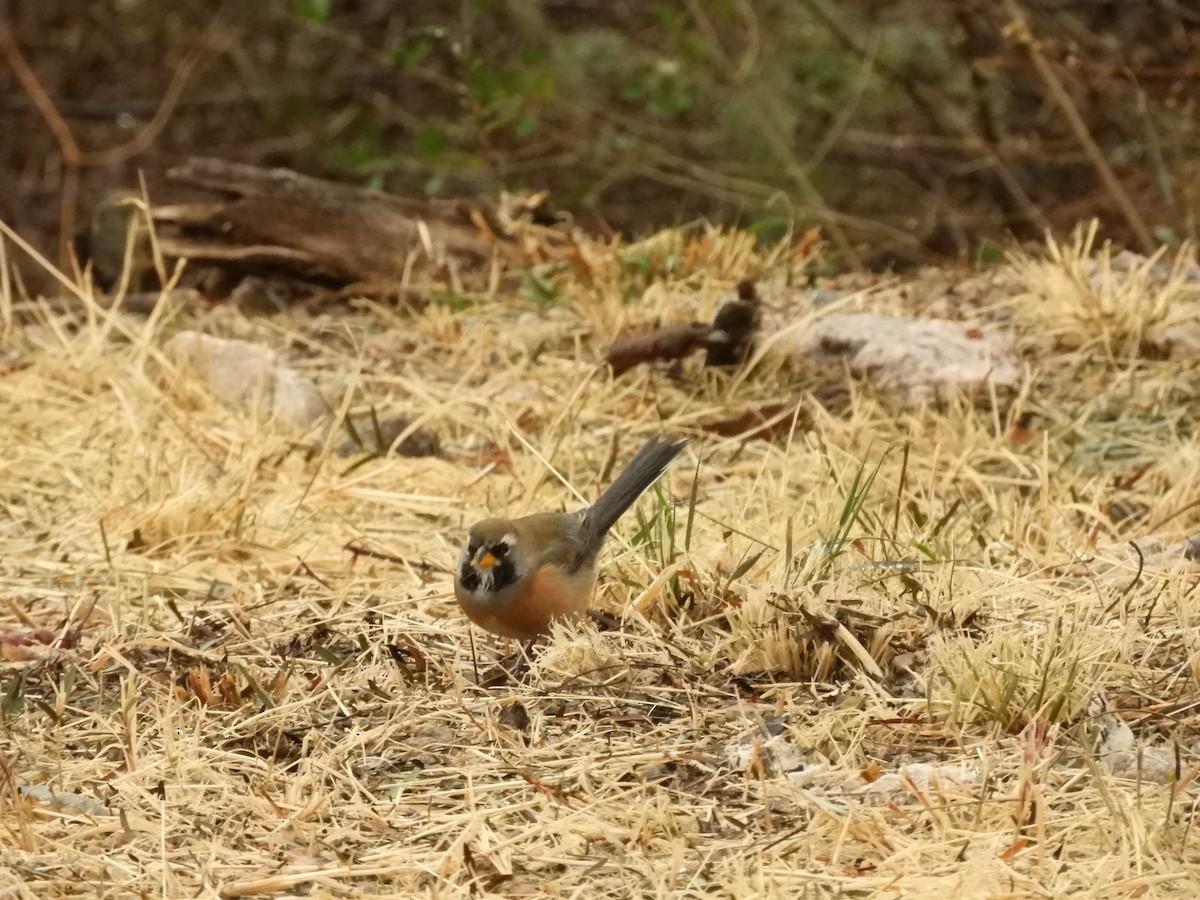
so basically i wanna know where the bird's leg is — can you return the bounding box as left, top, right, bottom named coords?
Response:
left=485, top=637, right=535, bottom=682
left=468, top=627, right=480, bottom=683
left=503, top=639, right=538, bottom=680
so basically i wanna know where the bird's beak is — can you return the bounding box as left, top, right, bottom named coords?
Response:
left=474, top=550, right=497, bottom=569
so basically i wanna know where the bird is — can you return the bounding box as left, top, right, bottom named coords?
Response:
left=454, top=436, right=688, bottom=641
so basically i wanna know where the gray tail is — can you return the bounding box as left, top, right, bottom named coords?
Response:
left=583, top=436, right=688, bottom=548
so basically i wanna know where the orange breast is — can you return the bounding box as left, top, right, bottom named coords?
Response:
left=463, top=563, right=596, bottom=641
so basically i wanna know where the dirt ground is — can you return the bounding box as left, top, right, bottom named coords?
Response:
left=2, top=223, right=1200, bottom=897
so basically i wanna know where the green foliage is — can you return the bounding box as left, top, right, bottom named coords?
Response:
left=516, top=269, right=560, bottom=308
left=322, top=113, right=393, bottom=175
left=790, top=451, right=885, bottom=590
left=621, top=58, right=696, bottom=121
left=292, top=0, right=330, bottom=23
left=628, top=482, right=691, bottom=603
left=2, top=670, right=26, bottom=718
left=931, top=619, right=1109, bottom=731
left=294, top=1, right=1196, bottom=248
left=389, top=26, right=444, bottom=71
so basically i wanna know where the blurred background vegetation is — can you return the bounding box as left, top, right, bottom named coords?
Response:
left=1, top=0, right=1197, bottom=273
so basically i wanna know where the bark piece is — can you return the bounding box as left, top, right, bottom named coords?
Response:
left=605, top=322, right=715, bottom=376
left=700, top=403, right=808, bottom=441
left=335, top=414, right=441, bottom=458
left=606, top=279, right=763, bottom=376
left=150, top=158, right=522, bottom=287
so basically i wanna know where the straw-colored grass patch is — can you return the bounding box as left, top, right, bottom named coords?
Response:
left=2, top=224, right=1200, bottom=897
left=1010, top=220, right=1200, bottom=356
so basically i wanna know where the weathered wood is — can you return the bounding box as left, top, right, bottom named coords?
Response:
left=605, top=279, right=762, bottom=376
left=605, top=322, right=716, bottom=376
left=150, top=158, right=521, bottom=287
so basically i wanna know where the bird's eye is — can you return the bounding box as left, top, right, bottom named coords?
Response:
left=492, top=542, right=509, bottom=557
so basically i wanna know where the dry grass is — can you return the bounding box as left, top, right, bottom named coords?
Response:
left=1009, top=220, right=1200, bottom=357
left=2, top=222, right=1200, bottom=898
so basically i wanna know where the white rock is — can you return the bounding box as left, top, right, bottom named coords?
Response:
left=19, top=784, right=111, bottom=817
left=793, top=313, right=1019, bottom=400
left=165, top=331, right=327, bottom=429
left=854, top=762, right=980, bottom=796
left=728, top=732, right=807, bottom=776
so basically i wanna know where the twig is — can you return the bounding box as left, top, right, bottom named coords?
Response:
left=605, top=322, right=715, bottom=376
left=0, top=21, right=81, bottom=263
left=681, top=0, right=861, bottom=265
left=343, top=541, right=447, bottom=573
left=0, top=19, right=216, bottom=265
left=1002, top=1, right=1155, bottom=253
left=84, top=27, right=218, bottom=167
left=806, top=0, right=1053, bottom=237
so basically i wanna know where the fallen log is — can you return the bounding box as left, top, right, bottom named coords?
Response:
left=146, top=157, right=523, bottom=288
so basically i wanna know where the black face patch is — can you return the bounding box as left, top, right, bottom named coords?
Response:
left=484, top=541, right=519, bottom=591
left=460, top=539, right=519, bottom=595
left=458, top=558, right=482, bottom=592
